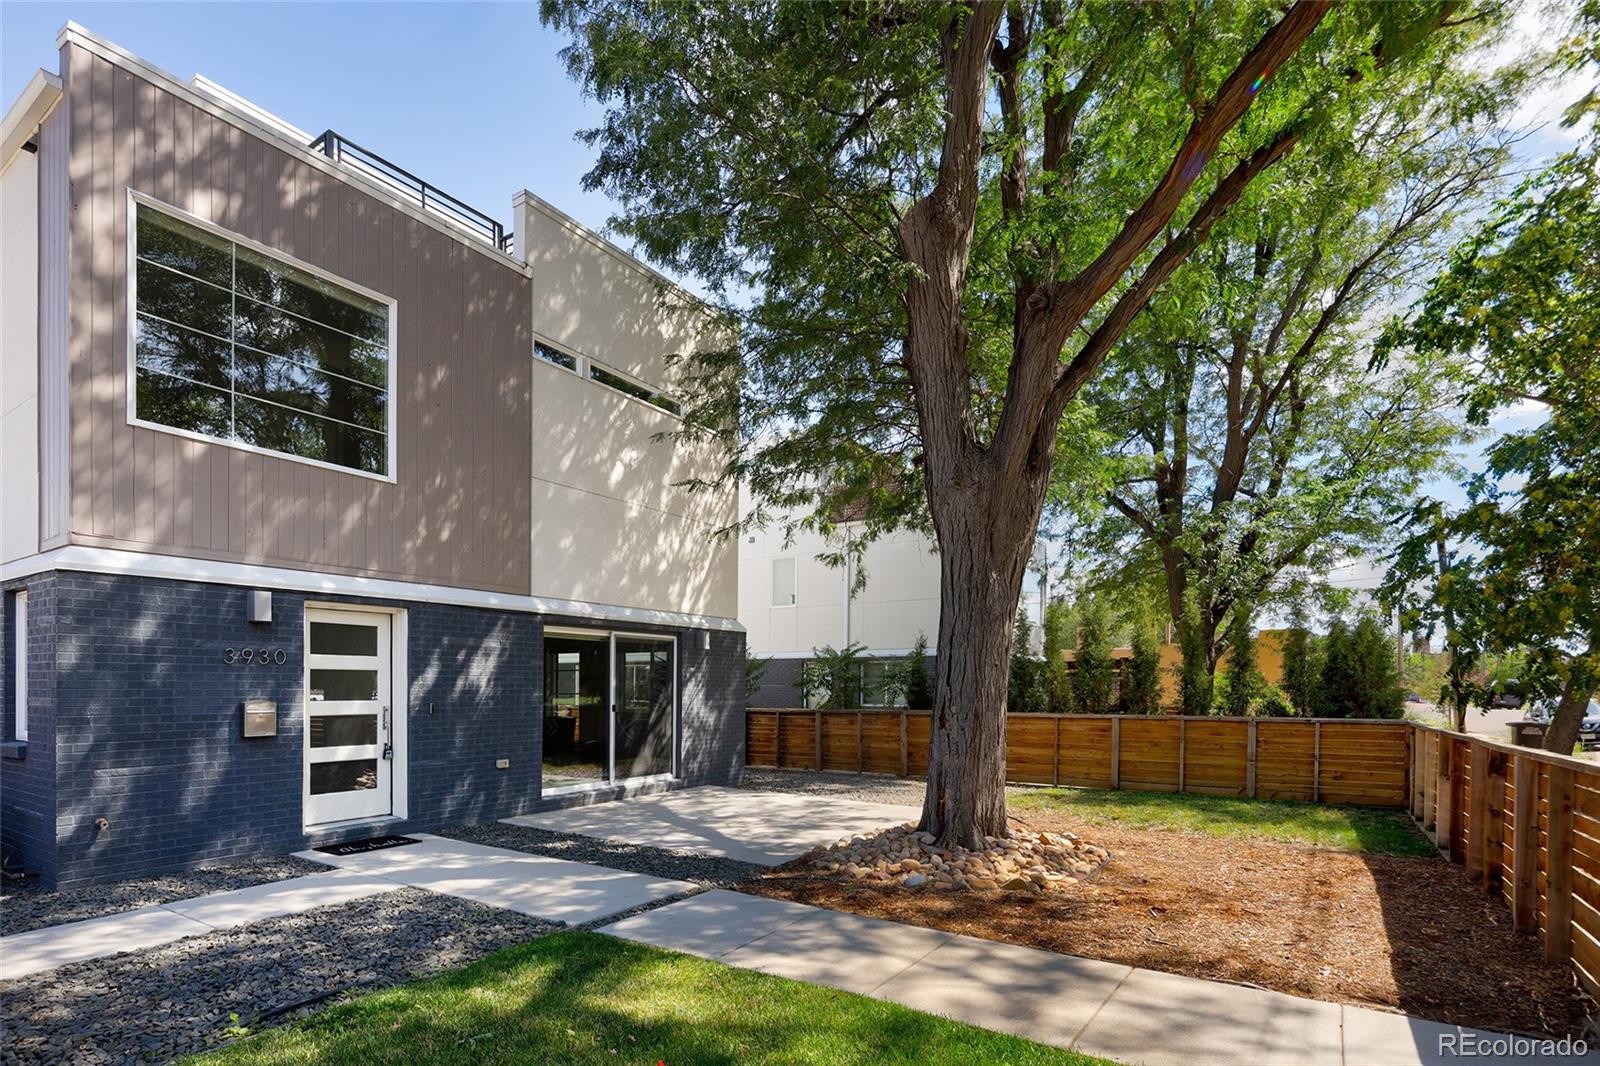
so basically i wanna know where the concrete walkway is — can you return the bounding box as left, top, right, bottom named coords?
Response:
left=603, top=889, right=1583, bottom=1066
left=503, top=785, right=920, bottom=865
left=0, top=833, right=692, bottom=980
left=0, top=868, right=398, bottom=980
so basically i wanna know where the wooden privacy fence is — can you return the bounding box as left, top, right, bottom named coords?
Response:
left=747, top=709, right=1600, bottom=998
left=1409, top=723, right=1600, bottom=996
left=746, top=709, right=1411, bottom=806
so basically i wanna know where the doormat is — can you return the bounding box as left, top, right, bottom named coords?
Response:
left=314, top=835, right=419, bottom=856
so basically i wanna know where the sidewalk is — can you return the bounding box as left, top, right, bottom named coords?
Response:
left=603, top=889, right=1581, bottom=1066
left=0, top=833, right=693, bottom=980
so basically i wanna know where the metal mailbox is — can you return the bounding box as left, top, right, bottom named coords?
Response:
left=242, top=699, right=278, bottom=738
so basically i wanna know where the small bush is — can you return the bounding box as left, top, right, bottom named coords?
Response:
left=1071, top=599, right=1117, bottom=714
left=1254, top=685, right=1296, bottom=718
left=1177, top=587, right=1212, bottom=716
left=1122, top=620, right=1163, bottom=715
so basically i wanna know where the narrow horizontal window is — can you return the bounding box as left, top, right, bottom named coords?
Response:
left=589, top=362, right=681, bottom=416
left=535, top=341, right=578, bottom=372
left=131, top=201, right=392, bottom=476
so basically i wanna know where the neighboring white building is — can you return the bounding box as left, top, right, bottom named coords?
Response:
left=738, top=493, right=1047, bottom=707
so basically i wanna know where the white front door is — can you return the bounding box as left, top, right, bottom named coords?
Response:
left=304, top=609, right=393, bottom=825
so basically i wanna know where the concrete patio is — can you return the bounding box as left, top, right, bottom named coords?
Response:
left=293, top=832, right=695, bottom=923
left=502, top=784, right=919, bottom=864
left=604, top=889, right=1578, bottom=1066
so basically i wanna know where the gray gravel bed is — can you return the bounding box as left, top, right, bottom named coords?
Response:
left=434, top=822, right=766, bottom=888
left=736, top=768, right=1046, bottom=808
left=0, top=886, right=554, bottom=1066
left=0, top=855, right=328, bottom=937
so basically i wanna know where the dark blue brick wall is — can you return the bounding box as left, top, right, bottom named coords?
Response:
left=15, top=570, right=743, bottom=889
left=406, top=607, right=542, bottom=825
left=1, top=574, right=59, bottom=885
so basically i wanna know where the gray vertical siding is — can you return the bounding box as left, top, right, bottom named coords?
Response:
left=37, top=74, right=70, bottom=551
left=61, top=41, right=532, bottom=595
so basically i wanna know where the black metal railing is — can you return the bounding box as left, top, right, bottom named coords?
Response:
left=309, top=129, right=510, bottom=252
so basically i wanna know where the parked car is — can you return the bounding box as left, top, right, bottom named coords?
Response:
left=1489, top=687, right=1525, bottom=710
left=1404, top=691, right=1426, bottom=704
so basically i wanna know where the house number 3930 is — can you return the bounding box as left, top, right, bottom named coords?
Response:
left=223, top=647, right=288, bottom=665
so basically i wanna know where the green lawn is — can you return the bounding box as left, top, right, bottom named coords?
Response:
left=192, top=930, right=1111, bottom=1066
left=1011, top=787, right=1436, bottom=857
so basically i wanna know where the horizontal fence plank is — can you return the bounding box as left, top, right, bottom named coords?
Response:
left=747, top=710, right=1410, bottom=809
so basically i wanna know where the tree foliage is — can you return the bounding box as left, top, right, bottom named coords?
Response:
left=1280, top=623, right=1319, bottom=716
left=1041, top=599, right=1073, bottom=714
left=797, top=643, right=869, bottom=710
left=1177, top=586, right=1213, bottom=716
left=1123, top=616, right=1164, bottom=715
left=1070, top=599, right=1117, bottom=715
left=1317, top=620, right=1357, bottom=718
left=1349, top=617, right=1405, bottom=719
left=1008, top=608, right=1049, bottom=714
left=1221, top=603, right=1260, bottom=717
left=901, top=632, right=935, bottom=709
left=1074, top=50, right=1514, bottom=666
left=1379, top=2, right=1600, bottom=748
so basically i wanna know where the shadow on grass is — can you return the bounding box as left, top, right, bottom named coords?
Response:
left=1010, top=788, right=1437, bottom=857
left=196, top=930, right=1105, bottom=1066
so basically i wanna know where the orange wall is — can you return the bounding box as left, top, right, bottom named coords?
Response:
left=1064, top=629, right=1289, bottom=711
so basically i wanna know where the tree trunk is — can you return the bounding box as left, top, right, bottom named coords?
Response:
left=919, top=478, right=1045, bottom=849
left=1543, top=640, right=1600, bottom=754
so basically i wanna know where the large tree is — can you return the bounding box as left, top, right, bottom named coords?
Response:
left=546, top=0, right=1502, bottom=846
left=1381, top=1, right=1599, bottom=751
left=1075, top=74, right=1510, bottom=673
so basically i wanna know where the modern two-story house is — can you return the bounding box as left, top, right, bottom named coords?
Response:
left=0, top=24, right=743, bottom=889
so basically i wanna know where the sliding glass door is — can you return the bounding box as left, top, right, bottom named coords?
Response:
left=542, top=632, right=611, bottom=789
left=542, top=629, right=676, bottom=793
left=614, top=637, right=674, bottom=779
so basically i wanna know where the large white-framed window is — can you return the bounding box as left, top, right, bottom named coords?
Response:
left=12, top=589, right=26, bottom=742
left=127, top=191, right=397, bottom=480
left=771, top=557, right=797, bottom=607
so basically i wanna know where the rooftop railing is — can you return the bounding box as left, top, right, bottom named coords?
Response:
left=309, top=129, right=513, bottom=253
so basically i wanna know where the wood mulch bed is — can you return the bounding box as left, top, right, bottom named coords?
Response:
left=743, top=808, right=1594, bottom=1039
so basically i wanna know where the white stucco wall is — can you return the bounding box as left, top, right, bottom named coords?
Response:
left=737, top=493, right=942, bottom=657
left=0, top=146, right=40, bottom=563
left=517, top=192, right=737, bottom=620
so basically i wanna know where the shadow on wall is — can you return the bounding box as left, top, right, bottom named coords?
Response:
left=47, top=573, right=543, bottom=889
left=523, top=223, right=736, bottom=619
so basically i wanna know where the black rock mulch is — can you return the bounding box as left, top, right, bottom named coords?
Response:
left=0, top=855, right=328, bottom=938
left=0, top=887, right=554, bottom=1066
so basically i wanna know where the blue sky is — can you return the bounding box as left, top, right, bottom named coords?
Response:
left=1, top=2, right=619, bottom=241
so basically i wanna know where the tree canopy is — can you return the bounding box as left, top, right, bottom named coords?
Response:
left=545, top=0, right=1516, bottom=844
left=1073, top=68, right=1512, bottom=663
left=1379, top=2, right=1599, bottom=748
